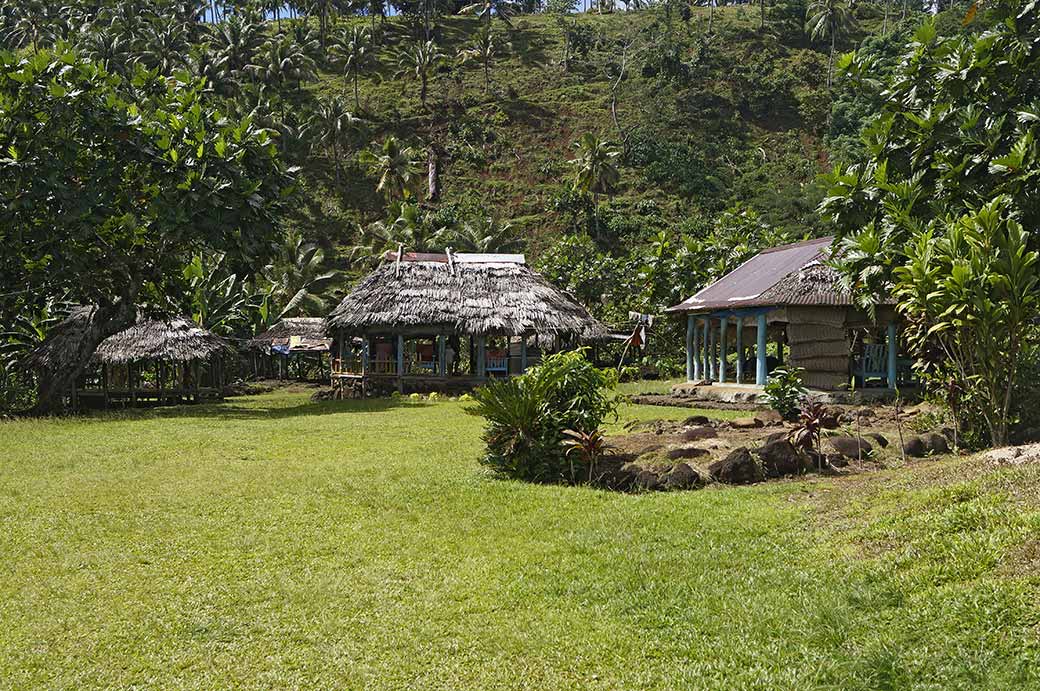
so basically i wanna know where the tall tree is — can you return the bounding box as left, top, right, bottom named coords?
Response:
left=358, top=135, right=423, bottom=203
left=805, top=0, right=855, bottom=89
left=260, top=231, right=343, bottom=320
left=395, top=39, right=446, bottom=110
left=457, top=26, right=507, bottom=96
left=308, top=95, right=361, bottom=183
left=332, top=25, right=377, bottom=111
left=458, top=0, right=519, bottom=29
left=0, top=50, right=292, bottom=413
left=568, top=133, right=621, bottom=237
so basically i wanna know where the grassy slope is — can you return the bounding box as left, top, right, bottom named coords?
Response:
left=297, top=7, right=842, bottom=253
left=1, top=391, right=1037, bottom=689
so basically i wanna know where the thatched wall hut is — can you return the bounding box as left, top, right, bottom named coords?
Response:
left=30, top=308, right=231, bottom=409
left=666, top=238, right=907, bottom=392
left=248, top=317, right=332, bottom=381
left=326, top=252, right=607, bottom=394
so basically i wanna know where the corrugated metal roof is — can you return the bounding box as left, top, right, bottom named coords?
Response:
left=666, top=237, right=836, bottom=313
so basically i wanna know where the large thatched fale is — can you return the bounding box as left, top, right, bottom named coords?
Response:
left=28, top=308, right=231, bottom=410
left=327, top=253, right=606, bottom=338
left=325, top=252, right=607, bottom=395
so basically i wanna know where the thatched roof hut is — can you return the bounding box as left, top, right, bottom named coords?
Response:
left=249, top=317, right=331, bottom=352
left=326, top=252, right=607, bottom=339
left=93, top=317, right=232, bottom=363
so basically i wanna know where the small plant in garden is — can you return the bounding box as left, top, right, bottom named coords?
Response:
left=561, top=429, right=617, bottom=484
left=469, top=349, right=620, bottom=483
left=789, top=399, right=829, bottom=466
left=764, top=366, right=807, bottom=420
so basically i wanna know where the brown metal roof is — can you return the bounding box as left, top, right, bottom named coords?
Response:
left=666, top=237, right=843, bottom=313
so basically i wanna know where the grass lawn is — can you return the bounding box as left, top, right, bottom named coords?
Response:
left=1, top=390, right=1038, bottom=689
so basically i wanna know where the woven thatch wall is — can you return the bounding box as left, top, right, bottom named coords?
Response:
left=786, top=306, right=851, bottom=390
left=326, top=261, right=608, bottom=338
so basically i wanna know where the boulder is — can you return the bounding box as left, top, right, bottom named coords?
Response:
left=634, top=469, right=663, bottom=491
left=661, top=463, right=704, bottom=490
left=856, top=407, right=875, bottom=419
left=754, top=410, right=784, bottom=426
left=730, top=417, right=764, bottom=430
left=682, top=425, right=717, bottom=442
left=827, top=435, right=873, bottom=460
left=709, top=447, right=764, bottom=484
left=821, top=413, right=841, bottom=430
left=922, top=432, right=950, bottom=454
left=866, top=432, right=889, bottom=448
left=683, top=415, right=710, bottom=426
left=756, top=439, right=809, bottom=477
left=903, top=435, right=927, bottom=458
left=762, top=430, right=790, bottom=445
left=666, top=445, right=710, bottom=461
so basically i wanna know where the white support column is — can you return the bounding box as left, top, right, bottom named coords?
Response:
left=685, top=314, right=695, bottom=382
left=735, top=317, right=743, bottom=383
left=756, top=313, right=767, bottom=385
left=692, top=318, right=701, bottom=381
left=887, top=322, right=898, bottom=390
left=719, top=316, right=728, bottom=383
left=703, top=319, right=710, bottom=381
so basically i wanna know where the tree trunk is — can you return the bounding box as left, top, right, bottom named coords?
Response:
left=32, top=300, right=137, bottom=415
left=354, top=69, right=360, bottom=110
left=827, top=29, right=835, bottom=90
left=427, top=145, right=440, bottom=202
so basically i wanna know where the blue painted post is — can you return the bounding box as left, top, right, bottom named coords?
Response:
left=887, top=322, right=898, bottom=390
left=702, top=319, right=710, bottom=381
left=708, top=320, right=716, bottom=380
left=735, top=318, right=744, bottom=384
left=693, top=318, right=701, bottom=381
left=719, top=316, right=728, bottom=383
left=685, top=314, right=695, bottom=381
left=756, top=313, right=767, bottom=385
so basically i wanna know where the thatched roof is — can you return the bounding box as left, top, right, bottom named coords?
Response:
left=28, top=308, right=232, bottom=370
left=326, top=253, right=608, bottom=338
left=249, top=317, right=331, bottom=352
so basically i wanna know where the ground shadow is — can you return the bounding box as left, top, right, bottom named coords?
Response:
left=79, top=396, right=425, bottom=423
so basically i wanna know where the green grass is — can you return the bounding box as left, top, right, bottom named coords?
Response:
left=1, top=391, right=1038, bottom=689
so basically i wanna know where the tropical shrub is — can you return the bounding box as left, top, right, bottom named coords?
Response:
left=469, top=349, right=619, bottom=483
left=763, top=366, right=807, bottom=420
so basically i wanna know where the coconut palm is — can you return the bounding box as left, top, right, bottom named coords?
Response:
left=457, top=26, right=508, bottom=96
left=358, top=135, right=423, bottom=203
left=249, top=35, right=317, bottom=94
left=458, top=0, right=520, bottom=29
left=140, top=20, right=189, bottom=74
left=207, top=11, right=266, bottom=80
left=396, top=39, right=446, bottom=110
left=78, top=30, right=138, bottom=76
left=260, top=231, right=344, bottom=321
left=308, top=95, right=361, bottom=183
left=806, top=0, right=855, bottom=89
left=448, top=217, right=523, bottom=253
left=355, top=202, right=449, bottom=265
left=568, top=133, right=620, bottom=236
left=332, top=25, right=377, bottom=111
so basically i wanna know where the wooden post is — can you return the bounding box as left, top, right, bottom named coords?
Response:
left=520, top=335, right=528, bottom=373
left=887, top=322, right=898, bottom=390
left=756, top=312, right=767, bottom=385
left=438, top=335, right=446, bottom=376
left=719, top=316, right=728, bottom=383
left=397, top=334, right=405, bottom=393
left=193, top=360, right=201, bottom=403
left=158, top=360, right=164, bottom=406
left=708, top=320, right=716, bottom=381
left=102, top=363, right=109, bottom=409
left=776, top=332, right=784, bottom=365
left=130, top=362, right=137, bottom=407
left=685, top=314, right=695, bottom=382
left=702, top=318, right=710, bottom=381
left=476, top=335, right=486, bottom=377
left=735, top=317, right=744, bottom=384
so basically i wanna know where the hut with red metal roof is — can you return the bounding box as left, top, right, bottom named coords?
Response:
left=666, top=237, right=907, bottom=391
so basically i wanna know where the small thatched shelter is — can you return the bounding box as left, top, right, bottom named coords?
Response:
left=248, top=317, right=332, bottom=381
left=326, top=251, right=607, bottom=394
left=666, top=237, right=908, bottom=392
left=30, top=308, right=231, bottom=409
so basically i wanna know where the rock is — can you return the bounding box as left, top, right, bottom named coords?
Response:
left=922, top=432, right=950, bottom=454
left=682, top=425, right=717, bottom=442
left=821, top=413, right=841, bottom=430
left=762, top=430, right=789, bottom=445
left=756, top=439, right=809, bottom=477
left=938, top=426, right=957, bottom=443
left=856, top=407, right=875, bottom=419
left=827, top=454, right=849, bottom=468
left=661, top=463, right=703, bottom=490
left=754, top=410, right=784, bottom=426
left=903, top=435, right=927, bottom=458
left=666, top=445, right=710, bottom=461
left=866, top=432, right=889, bottom=448
left=827, top=435, right=873, bottom=460
left=730, top=417, right=764, bottom=430
left=634, top=469, right=663, bottom=491
left=709, top=447, right=764, bottom=484
left=683, top=415, right=710, bottom=426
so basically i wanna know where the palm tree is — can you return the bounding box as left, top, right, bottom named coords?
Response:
left=332, top=25, right=376, bottom=111
left=806, top=0, right=855, bottom=89
left=459, top=0, right=520, bottom=29
left=207, top=11, right=265, bottom=80
left=457, top=26, right=507, bottom=96
left=355, top=202, right=449, bottom=265
left=249, top=36, right=317, bottom=95
left=568, top=133, right=620, bottom=237
left=358, top=136, right=423, bottom=203
left=78, top=30, right=138, bottom=77
left=260, top=231, right=344, bottom=321
left=448, top=216, right=523, bottom=253
left=308, top=96, right=360, bottom=183
left=140, top=20, right=189, bottom=74
left=396, top=39, right=446, bottom=111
